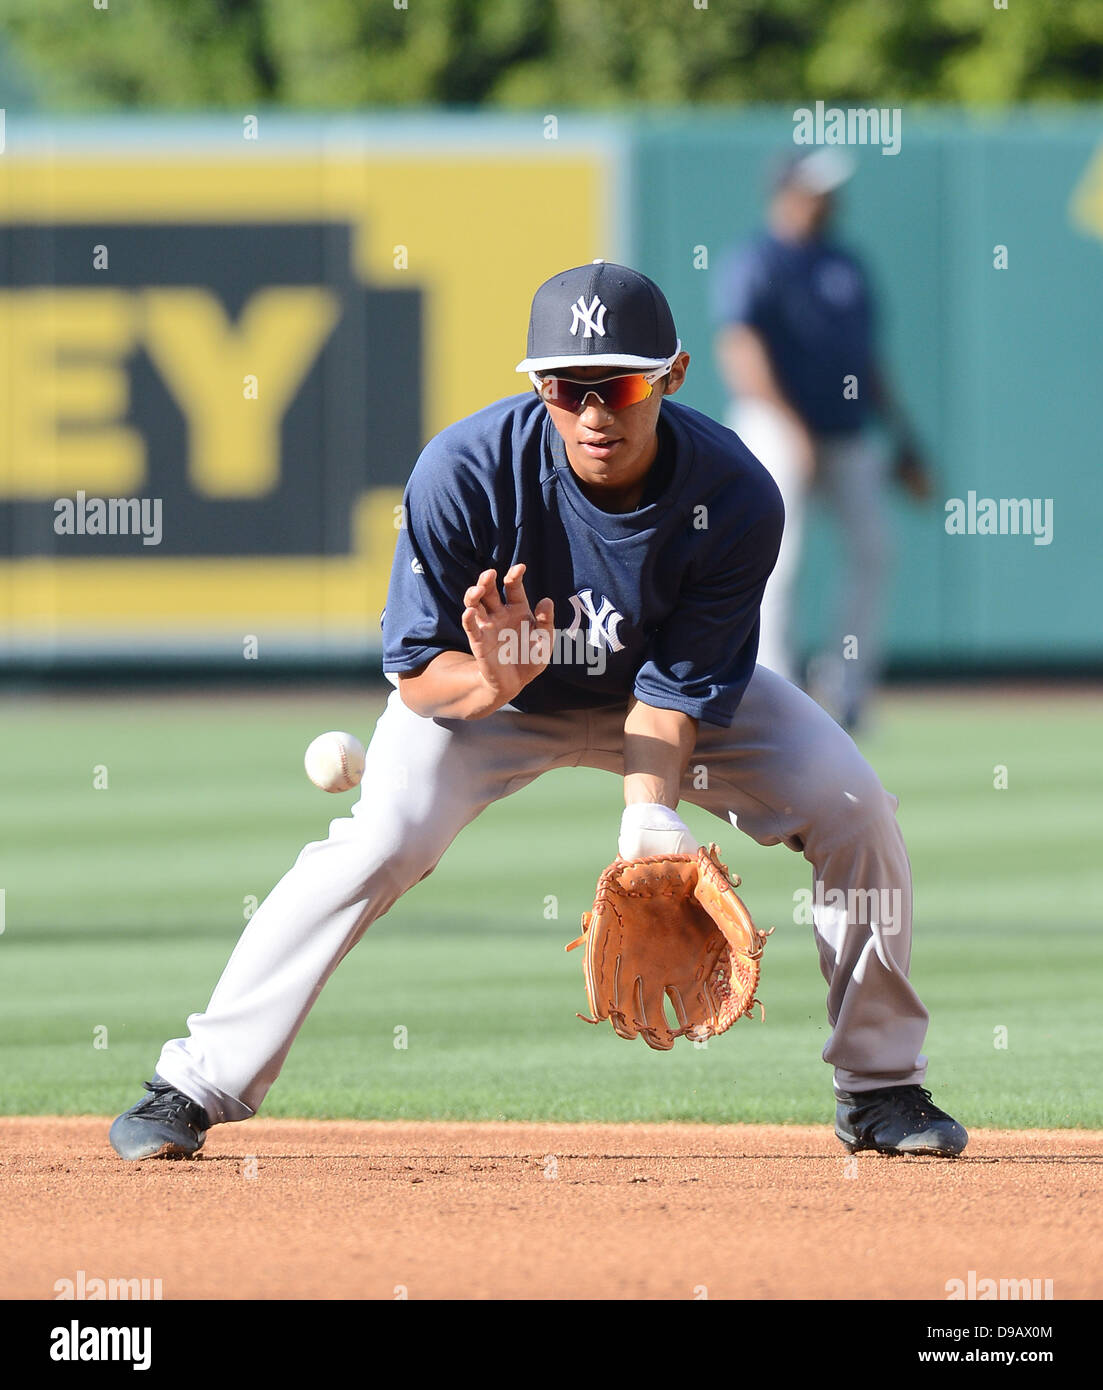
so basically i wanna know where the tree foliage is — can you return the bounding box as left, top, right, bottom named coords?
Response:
left=2, top=0, right=1101, bottom=111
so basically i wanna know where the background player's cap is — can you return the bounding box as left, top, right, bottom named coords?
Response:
left=515, top=260, right=680, bottom=373
left=771, top=148, right=856, bottom=196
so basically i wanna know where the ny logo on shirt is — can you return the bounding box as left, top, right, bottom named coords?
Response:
left=566, top=588, right=625, bottom=652
left=569, top=294, right=607, bottom=339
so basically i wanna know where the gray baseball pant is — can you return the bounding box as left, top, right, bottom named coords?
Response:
left=728, top=398, right=891, bottom=717
left=157, top=665, right=929, bottom=1123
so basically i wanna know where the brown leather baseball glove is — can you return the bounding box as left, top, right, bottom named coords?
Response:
left=566, top=844, right=771, bottom=1051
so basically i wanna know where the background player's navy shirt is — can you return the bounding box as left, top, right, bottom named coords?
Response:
left=381, top=394, right=783, bottom=728
left=713, top=233, right=874, bottom=435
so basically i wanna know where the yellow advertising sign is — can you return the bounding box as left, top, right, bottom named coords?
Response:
left=0, top=139, right=609, bottom=657
left=1071, top=141, right=1103, bottom=245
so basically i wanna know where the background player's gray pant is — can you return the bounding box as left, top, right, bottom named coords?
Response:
left=728, top=398, right=890, bottom=718
left=157, top=666, right=929, bottom=1123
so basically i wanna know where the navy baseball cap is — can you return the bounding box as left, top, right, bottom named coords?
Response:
left=515, top=260, right=681, bottom=374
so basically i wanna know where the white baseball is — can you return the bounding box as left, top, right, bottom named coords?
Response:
left=304, top=731, right=366, bottom=793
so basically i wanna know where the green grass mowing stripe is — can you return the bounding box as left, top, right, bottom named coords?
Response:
left=2, top=690, right=1100, bottom=1126
left=4, top=912, right=1099, bottom=1125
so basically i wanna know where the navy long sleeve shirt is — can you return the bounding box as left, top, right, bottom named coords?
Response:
left=381, top=392, right=783, bottom=728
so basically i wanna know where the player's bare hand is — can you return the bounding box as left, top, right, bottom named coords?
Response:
left=461, top=564, right=555, bottom=707
left=894, top=445, right=934, bottom=501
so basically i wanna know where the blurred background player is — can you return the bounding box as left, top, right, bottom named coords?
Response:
left=713, top=149, right=932, bottom=732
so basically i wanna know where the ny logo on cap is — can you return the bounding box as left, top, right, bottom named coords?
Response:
left=570, top=294, right=607, bottom=339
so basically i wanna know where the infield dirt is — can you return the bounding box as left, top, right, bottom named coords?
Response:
left=3, top=1117, right=1100, bottom=1300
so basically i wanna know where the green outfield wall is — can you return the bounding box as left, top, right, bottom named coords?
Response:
left=630, top=110, right=1103, bottom=668
left=1, top=110, right=1099, bottom=672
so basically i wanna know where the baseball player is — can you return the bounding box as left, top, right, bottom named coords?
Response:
left=714, top=149, right=932, bottom=731
left=110, top=261, right=966, bottom=1161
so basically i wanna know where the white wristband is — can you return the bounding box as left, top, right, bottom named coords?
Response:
left=618, top=803, right=699, bottom=859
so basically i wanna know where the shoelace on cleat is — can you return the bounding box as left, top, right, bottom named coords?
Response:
left=136, top=1081, right=208, bottom=1129
left=847, top=1085, right=946, bottom=1127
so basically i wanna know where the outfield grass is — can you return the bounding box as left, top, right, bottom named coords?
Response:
left=1, top=686, right=1101, bottom=1128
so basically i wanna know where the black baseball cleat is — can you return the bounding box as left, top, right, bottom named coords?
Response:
left=109, top=1074, right=211, bottom=1160
left=835, top=1085, right=968, bottom=1157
